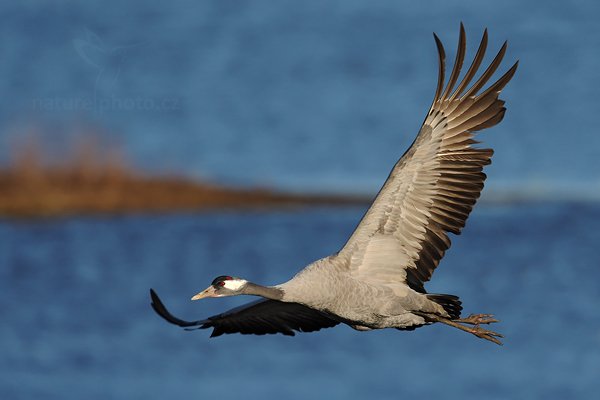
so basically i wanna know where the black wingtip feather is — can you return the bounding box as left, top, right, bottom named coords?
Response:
left=150, top=292, right=340, bottom=338
left=432, top=32, right=446, bottom=104
left=150, top=288, right=205, bottom=328
left=461, top=40, right=508, bottom=100
left=441, top=23, right=466, bottom=100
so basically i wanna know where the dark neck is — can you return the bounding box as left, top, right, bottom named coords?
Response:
left=241, top=282, right=284, bottom=300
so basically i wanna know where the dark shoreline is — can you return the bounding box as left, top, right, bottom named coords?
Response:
left=0, top=170, right=370, bottom=219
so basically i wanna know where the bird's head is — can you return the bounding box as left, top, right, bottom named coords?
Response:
left=191, top=276, right=248, bottom=300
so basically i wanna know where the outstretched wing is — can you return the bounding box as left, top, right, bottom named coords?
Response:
left=337, top=25, right=518, bottom=293
left=150, top=289, right=339, bottom=337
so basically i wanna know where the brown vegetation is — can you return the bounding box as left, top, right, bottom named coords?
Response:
left=0, top=135, right=367, bottom=218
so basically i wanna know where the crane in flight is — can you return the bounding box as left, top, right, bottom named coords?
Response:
left=151, top=24, right=518, bottom=345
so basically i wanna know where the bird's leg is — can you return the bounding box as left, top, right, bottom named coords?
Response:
left=455, top=313, right=499, bottom=326
left=420, top=313, right=504, bottom=346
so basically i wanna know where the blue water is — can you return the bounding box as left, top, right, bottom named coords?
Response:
left=2, top=1, right=600, bottom=399
left=0, top=0, right=599, bottom=195
left=2, top=203, right=599, bottom=399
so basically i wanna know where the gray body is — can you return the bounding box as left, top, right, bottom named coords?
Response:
left=279, top=256, right=442, bottom=330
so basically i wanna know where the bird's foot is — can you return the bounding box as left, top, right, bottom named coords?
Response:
left=468, top=325, right=504, bottom=346
left=422, top=312, right=504, bottom=345
left=455, top=313, right=499, bottom=326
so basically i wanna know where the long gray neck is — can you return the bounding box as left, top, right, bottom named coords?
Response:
left=241, top=282, right=284, bottom=300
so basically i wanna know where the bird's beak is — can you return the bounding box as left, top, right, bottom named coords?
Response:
left=191, top=286, right=217, bottom=301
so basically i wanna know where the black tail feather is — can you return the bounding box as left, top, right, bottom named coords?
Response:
left=427, top=294, right=462, bottom=319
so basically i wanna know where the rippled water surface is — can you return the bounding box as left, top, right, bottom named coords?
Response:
left=2, top=203, right=599, bottom=399
left=2, top=1, right=600, bottom=398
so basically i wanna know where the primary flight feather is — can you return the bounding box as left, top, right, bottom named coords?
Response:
left=151, top=24, right=518, bottom=345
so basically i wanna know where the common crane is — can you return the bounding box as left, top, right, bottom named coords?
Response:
left=151, top=25, right=518, bottom=345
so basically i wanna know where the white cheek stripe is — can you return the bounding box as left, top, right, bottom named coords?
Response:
left=223, top=279, right=247, bottom=290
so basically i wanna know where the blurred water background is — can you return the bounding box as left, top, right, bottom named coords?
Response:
left=1, top=0, right=599, bottom=399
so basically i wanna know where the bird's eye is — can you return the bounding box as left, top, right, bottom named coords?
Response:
left=217, top=281, right=226, bottom=287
